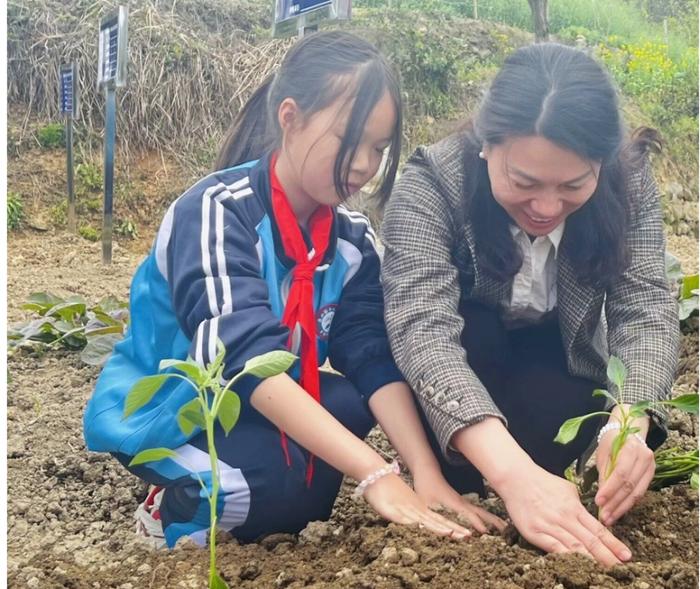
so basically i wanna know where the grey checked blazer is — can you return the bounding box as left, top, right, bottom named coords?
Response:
left=381, top=132, right=679, bottom=462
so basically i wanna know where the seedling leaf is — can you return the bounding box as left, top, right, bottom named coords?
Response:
left=554, top=412, right=611, bottom=444
left=679, top=297, right=698, bottom=321
left=81, top=333, right=123, bottom=366
left=208, top=340, right=227, bottom=378
left=160, top=359, right=207, bottom=384
left=607, top=356, right=626, bottom=393
left=211, top=572, right=230, bottom=589
left=691, top=471, right=699, bottom=490
left=177, top=398, right=205, bottom=436
left=22, top=292, right=63, bottom=315
left=123, top=374, right=171, bottom=418
left=665, top=251, right=683, bottom=285
left=129, top=447, right=177, bottom=467
left=680, top=274, right=699, bottom=300
left=592, top=388, right=617, bottom=406
left=218, top=391, right=241, bottom=436
left=629, top=400, right=651, bottom=418
left=661, top=394, right=699, bottom=415
left=241, top=350, right=297, bottom=379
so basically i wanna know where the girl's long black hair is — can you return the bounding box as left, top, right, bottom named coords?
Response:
left=464, top=43, right=660, bottom=287
left=215, top=30, right=402, bottom=207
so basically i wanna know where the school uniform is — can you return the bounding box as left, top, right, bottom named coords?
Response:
left=83, top=153, right=403, bottom=547
left=381, top=132, right=679, bottom=493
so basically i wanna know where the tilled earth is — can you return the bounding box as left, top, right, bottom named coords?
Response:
left=7, top=230, right=699, bottom=589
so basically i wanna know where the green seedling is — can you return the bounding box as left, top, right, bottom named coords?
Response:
left=36, top=122, right=64, bottom=148
left=8, top=292, right=129, bottom=365
left=114, top=218, right=139, bottom=239
left=555, top=355, right=698, bottom=493
left=7, top=191, right=24, bottom=230
left=665, top=251, right=699, bottom=322
left=651, top=447, right=699, bottom=490
left=124, top=343, right=296, bottom=589
left=78, top=225, right=100, bottom=242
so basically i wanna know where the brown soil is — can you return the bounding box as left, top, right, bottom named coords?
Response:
left=7, top=226, right=699, bottom=589
left=7, top=153, right=700, bottom=588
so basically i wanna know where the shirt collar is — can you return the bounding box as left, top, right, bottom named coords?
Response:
left=510, top=220, right=566, bottom=257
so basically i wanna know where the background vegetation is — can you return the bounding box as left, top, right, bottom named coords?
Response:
left=7, top=0, right=697, bottom=235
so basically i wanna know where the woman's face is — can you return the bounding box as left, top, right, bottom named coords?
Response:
left=483, top=135, right=601, bottom=236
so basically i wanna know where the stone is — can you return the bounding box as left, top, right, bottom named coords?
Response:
left=400, top=547, right=419, bottom=565
left=380, top=546, right=399, bottom=563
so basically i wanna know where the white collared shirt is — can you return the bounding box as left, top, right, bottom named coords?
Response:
left=502, top=221, right=565, bottom=329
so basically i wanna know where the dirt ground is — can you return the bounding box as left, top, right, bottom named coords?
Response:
left=6, top=221, right=699, bottom=589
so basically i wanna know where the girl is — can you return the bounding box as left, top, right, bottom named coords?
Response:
left=382, top=43, right=679, bottom=568
left=83, top=31, right=504, bottom=549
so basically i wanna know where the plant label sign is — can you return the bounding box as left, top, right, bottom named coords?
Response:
left=98, top=6, right=128, bottom=89
left=97, top=5, right=128, bottom=263
left=60, top=63, right=79, bottom=232
left=59, top=63, right=79, bottom=119
left=273, top=0, right=351, bottom=37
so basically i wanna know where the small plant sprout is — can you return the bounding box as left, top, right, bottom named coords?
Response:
left=123, top=342, right=296, bottom=589
left=555, top=355, right=699, bottom=490
left=651, top=447, right=699, bottom=490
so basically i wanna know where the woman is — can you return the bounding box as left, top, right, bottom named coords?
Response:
left=381, top=43, right=679, bottom=567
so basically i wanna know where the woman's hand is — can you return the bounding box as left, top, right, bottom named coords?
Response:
left=452, top=416, right=633, bottom=567
left=595, top=412, right=655, bottom=527
left=495, top=461, right=632, bottom=568
left=363, top=473, right=472, bottom=539
left=412, top=468, right=507, bottom=534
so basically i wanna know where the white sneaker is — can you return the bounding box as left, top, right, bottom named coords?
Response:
left=134, top=486, right=167, bottom=549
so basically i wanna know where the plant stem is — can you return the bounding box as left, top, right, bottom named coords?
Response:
left=205, top=412, right=220, bottom=587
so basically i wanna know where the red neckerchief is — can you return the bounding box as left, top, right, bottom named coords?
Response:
left=270, top=153, right=333, bottom=487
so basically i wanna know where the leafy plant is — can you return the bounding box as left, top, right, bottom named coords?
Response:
left=36, top=122, right=64, bottom=148
left=666, top=251, right=699, bottom=322
left=651, top=447, right=699, bottom=490
left=8, top=292, right=129, bottom=365
left=125, top=344, right=296, bottom=589
left=555, top=355, right=698, bottom=485
left=76, top=162, right=103, bottom=192
left=78, top=225, right=100, bottom=242
left=7, top=191, right=24, bottom=230
left=115, top=219, right=139, bottom=239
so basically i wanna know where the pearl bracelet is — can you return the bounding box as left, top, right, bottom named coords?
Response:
left=353, top=460, right=400, bottom=499
left=597, top=422, right=646, bottom=446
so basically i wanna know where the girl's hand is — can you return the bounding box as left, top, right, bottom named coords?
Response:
left=412, top=469, right=507, bottom=534
left=595, top=428, right=655, bottom=527
left=362, top=473, right=472, bottom=539
left=495, top=461, right=632, bottom=568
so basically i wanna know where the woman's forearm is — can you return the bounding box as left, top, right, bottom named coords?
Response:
left=450, top=417, right=536, bottom=492
left=250, top=373, right=385, bottom=481
left=368, top=381, right=442, bottom=475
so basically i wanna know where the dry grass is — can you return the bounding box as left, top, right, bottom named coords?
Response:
left=7, top=0, right=290, bottom=165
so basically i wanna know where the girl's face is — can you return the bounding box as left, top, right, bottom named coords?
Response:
left=279, top=89, right=396, bottom=209
left=483, top=135, right=601, bottom=236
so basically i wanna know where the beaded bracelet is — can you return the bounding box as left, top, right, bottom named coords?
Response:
left=597, top=422, right=646, bottom=446
left=353, top=460, right=400, bottom=499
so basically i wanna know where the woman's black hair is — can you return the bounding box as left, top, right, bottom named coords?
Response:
left=464, top=42, right=660, bottom=287
left=215, top=30, right=402, bottom=207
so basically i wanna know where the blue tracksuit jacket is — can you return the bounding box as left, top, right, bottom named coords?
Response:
left=83, top=153, right=403, bottom=457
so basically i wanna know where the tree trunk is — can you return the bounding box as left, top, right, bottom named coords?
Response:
left=527, top=0, right=549, bottom=42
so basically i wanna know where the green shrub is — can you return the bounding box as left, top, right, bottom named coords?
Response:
left=114, top=219, right=139, bottom=239
left=597, top=41, right=698, bottom=126
left=76, top=163, right=103, bottom=192
left=49, top=201, right=67, bottom=227
left=7, top=191, right=24, bottom=230
left=36, top=123, right=64, bottom=148
left=84, top=198, right=102, bottom=213
left=78, top=225, right=100, bottom=242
